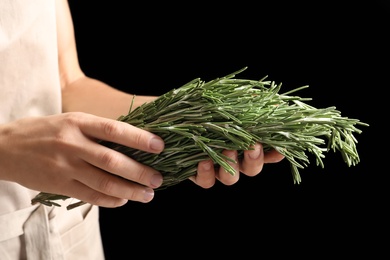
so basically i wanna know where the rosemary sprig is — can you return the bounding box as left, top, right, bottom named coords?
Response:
left=32, top=67, right=368, bottom=209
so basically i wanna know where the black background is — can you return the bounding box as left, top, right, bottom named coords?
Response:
left=68, top=1, right=388, bottom=258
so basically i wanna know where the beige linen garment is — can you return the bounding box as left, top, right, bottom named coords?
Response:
left=0, top=0, right=105, bottom=259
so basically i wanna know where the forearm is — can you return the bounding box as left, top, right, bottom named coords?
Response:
left=56, top=0, right=154, bottom=119
left=61, top=76, right=157, bottom=119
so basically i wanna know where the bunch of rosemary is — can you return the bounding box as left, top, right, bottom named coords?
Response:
left=32, top=67, right=368, bottom=209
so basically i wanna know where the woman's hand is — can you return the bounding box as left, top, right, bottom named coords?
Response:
left=191, top=143, right=285, bottom=188
left=0, top=112, right=165, bottom=208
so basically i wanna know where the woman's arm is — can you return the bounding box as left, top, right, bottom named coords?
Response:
left=55, top=0, right=284, bottom=192
left=56, top=0, right=155, bottom=119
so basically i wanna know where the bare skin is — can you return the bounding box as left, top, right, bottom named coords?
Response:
left=0, top=0, right=284, bottom=208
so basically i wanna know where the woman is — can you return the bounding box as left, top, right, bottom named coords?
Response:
left=0, top=0, right=284, bottom=258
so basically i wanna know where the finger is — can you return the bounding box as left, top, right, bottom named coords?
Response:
left=189, top=159, right=216, bottom=188
left=76, top=139, right=163, bottom=188
left=66, top=180, right=128, bottom=208
left=240, top=143, right=265, bottom=176
left=73, top=112, right=165, bottom=154
left=62, top=160, right=157, bottom=204
left=264, top=148, right=285, bottom=163
left=217, top=150, right=240, bottom=186
left=61, top=178, right=155, bottom=207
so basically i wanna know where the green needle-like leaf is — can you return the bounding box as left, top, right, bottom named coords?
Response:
left=32, top=67, right=369, bottom=209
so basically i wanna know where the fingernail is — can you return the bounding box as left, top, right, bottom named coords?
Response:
left=143, top=188, right=154, bottom=202
left=202, top=160, right=212, bottom=171
left=248, top=146, right=261, bottom=159
left=150, top=174, right=163, bottom=188
left=150, top=137, right=164, bottom=152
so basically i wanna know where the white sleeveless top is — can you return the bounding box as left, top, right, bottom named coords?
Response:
left=0, top=0, right=105, bottom=259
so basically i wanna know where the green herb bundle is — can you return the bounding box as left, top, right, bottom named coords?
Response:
left=32, top=67, right=368, bottom=209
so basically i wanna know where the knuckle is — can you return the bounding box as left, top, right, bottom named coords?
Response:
left=96, top=175, right=116, bottom=195
left=134, top=132, right=144, bottom=146
left=99, top=150, right=121, bottom=170
left=51, top=113, right=85, bottom=149
left=102, top=121, right=117, bottom=138
left=101, top=120, right=125, bottom=140
left=132, top=164, right=149, bottom=185
left=87, top=192, right=105, bottom=206
left=61, top=112, right=83, bottom=127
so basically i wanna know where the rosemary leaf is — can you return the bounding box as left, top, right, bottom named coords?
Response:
left=32, top=67, right=369, bottom=209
